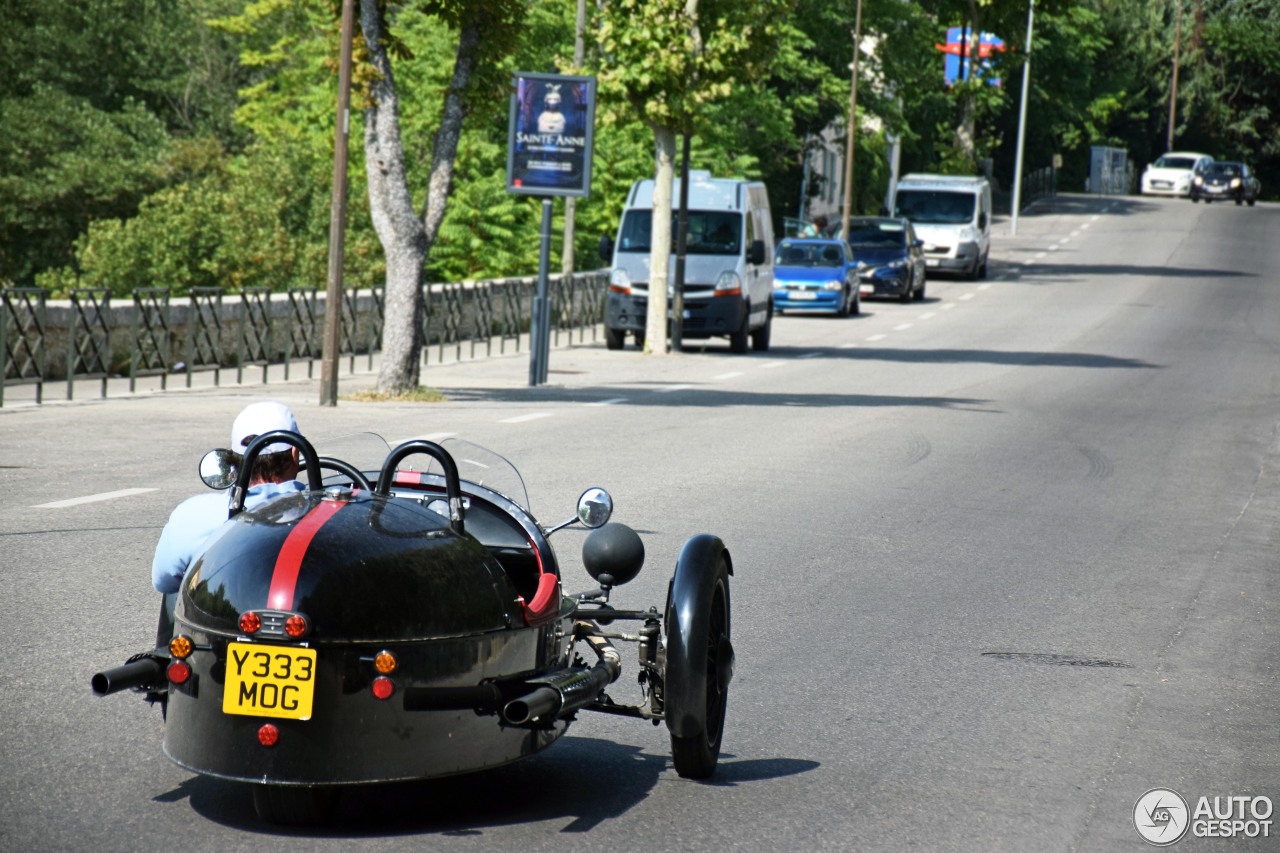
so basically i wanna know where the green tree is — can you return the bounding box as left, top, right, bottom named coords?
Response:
left=592, top=0, right=792, bottom=354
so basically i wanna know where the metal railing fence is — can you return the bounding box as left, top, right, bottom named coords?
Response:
left=3, top=271, right=606, bottom=406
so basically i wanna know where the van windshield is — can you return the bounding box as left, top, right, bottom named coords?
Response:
left=617, top=210, right=742, bottom=256
left=893, top=189, right=976, bottom=225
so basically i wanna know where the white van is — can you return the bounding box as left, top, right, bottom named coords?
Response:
left=891, top=173, right=991, bottom=279
left=600, top=171, right=775, bottom=352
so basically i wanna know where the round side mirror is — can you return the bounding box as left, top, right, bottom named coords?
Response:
left=199, top=449, right=237, bottom=490
left=576, top=487, right=613, bottom=529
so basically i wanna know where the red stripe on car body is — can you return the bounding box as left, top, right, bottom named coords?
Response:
left=267, top=500, right=346, bottom=610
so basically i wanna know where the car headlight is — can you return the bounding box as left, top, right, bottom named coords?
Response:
left=714, top=270, right=742, bottom=297
left=885, top=259, right=907, bottom=269
left=1231, top=178, right=1241, bottom=188
left=610, top=268, right=631, bottom=288
left=821, top=279, right=843, bottom=291
left=1193, top=176, right=1203, bottom=186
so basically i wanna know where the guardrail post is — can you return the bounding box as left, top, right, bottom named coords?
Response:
left=2, top=287, right=50, bottom=406
left=68, top=288, right=112, bottom=400
left=286, top=287, right=319, bottom=380
left=130, top=288, right=171, bottom=392
left=237, top=286, right=272, bottom=384
left=186, top=287, right=224, bottom=387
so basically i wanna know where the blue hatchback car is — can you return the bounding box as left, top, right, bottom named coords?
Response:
left=772, top=239, right=860, bottom=316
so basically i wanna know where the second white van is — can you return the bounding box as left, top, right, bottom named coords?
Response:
left=891, top=173, right=991, bottom=279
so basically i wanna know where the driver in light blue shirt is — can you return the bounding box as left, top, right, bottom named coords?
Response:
left=151, top=401, right=308, bottom=594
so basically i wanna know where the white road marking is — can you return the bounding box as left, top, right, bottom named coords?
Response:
left=1035, top=251, right=1048, bottom=259
left=711, top=372, right=744, bottom=381
left=756, top=361, right=784, bottom=370
left=1091, top=214, right=1101, bottom=221
left=1081, top=222, right=1091, bottom=229
left=978, top=284, right=992, bottom=291
left=587, top=398, right=628, bottom=407
left=867, top=334, right=888, bottom=342
left=656, top=384, right=695, bottom=393
left=1048, top=245, right=1059, bottom=251
left=959, top=293, right=975, bottom=301
left=500, top=413, right=553, bottom=423
left=800, top=352, right=821, bottom=359
left=839, top=342, right=859, bottom=349
left=1058, top=236, right=1071, bottom=244
left=941, top=303, right=957, bottom=310
left=893, top=323, right=913, bottom=331
left=35, top=488, right=158, bottom=509
left=919, top=312, right=937, bottom=320
left=391, top=431, right=455, bottom=445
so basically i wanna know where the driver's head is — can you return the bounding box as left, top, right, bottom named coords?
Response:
left=231, top=401, right=301, bottom=484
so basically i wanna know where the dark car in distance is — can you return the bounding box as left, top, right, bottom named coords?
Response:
left=848, top=217, right=927, bottom=303
left=1191, top=161, right=1261, bottom=206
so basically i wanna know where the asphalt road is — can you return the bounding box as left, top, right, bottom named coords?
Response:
left=2, top=193, right=1278, bottom=852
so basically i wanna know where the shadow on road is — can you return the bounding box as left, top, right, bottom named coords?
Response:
left=174, top=736, right=818, bottom=837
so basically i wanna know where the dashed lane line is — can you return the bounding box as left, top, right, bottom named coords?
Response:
left=586, top=398, right=628, bottom=407
left=34, top=488, right=158, bottom=509
left=500, top=413, right=554, bottom=424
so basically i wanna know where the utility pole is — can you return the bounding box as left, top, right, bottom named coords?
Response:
left=1167, top=0, right=1182, bottom=152
left=839, top=0, right=863, bottom=241
left=561, top=0, right=586, bottom=275
left=321, top=0, right=355, bottom=406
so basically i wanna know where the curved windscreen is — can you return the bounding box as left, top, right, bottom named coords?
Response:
left=893, top=189, right=976, bottom=225
left=617, top=210, right=742, bottom=256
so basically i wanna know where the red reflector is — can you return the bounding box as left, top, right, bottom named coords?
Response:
left=284, top=615, right=308, bottom=638
left=371, top=676, right=395, bottom=700
left=166, top=660, right=191, bottom=685
left=258, top=724, right=279, bottom=747
left=239, top=611, right=261, bottom=634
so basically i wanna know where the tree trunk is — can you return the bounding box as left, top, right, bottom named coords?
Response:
left=419, top=16, right=480, bottom=256
left=645, top=124, right=677, bottom=355
left=360, top=0, right=427, bottom=394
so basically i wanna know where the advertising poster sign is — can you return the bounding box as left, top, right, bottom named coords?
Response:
left=506, top=72, right=596, bottom=198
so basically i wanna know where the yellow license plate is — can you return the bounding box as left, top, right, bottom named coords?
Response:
left=223, top=642, right=317, bottom=720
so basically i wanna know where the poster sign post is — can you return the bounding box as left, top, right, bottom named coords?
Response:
left=506, top=72, right=596, bottom=387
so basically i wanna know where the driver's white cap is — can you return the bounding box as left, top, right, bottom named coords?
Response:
left=231, top=401, right=299, bottom=455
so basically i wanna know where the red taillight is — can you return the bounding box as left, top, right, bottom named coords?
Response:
left=608, top=284, right=631, bottom=295
left=239, top=611, right=261, bottom=634
left=371, top=676, right=395, bottom=700
left=284, top=614, right=308, bottom=638
left=166, top=660, right=191, bottom=684
left=257, top=724, right=279, bottom=747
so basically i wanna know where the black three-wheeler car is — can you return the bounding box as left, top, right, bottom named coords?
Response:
left=94, top=432, right=734, bottom=824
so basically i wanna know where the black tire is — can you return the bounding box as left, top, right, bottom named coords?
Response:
left=850, top=290, right=861, bottom=315
left=1236, top=197, right=1243, bottom=206
left=252, top=784, right=340, bottom=826
left=728, top=309, right=749, bottom=354
left=1248, top=198, right=1256, bottom=207
left=916, top=276, right=927, bottom=301
left=633, top=330, right=646, bottom=349
left=1192, top=196, right=1200, bottom=203
left=750, top=307, right=771, bottom=352
left=899, top=283, right=912, bottom=303
left=604, top=326, right=625, bottom=350
left=836, top=287, right=850, bottom=318
left=667, top=546, right=732, bottom=779
left=978, top=254, right=989, bottom=279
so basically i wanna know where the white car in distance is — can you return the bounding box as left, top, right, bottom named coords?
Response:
left=1141, top=151, right=1214, bottom=197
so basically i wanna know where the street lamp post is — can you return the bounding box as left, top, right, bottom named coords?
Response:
left=1009, top=0, right=1034, bottom=237
left=840, top=0, right=863, bottom=241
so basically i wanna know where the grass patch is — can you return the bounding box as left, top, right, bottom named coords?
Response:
left=342, top=385, right=449, bottom=403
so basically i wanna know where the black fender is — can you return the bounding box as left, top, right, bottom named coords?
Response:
left=664, top=534, right=733, bottom=739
